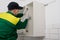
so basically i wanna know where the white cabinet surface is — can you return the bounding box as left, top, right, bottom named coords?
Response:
left=18, top=1, right=45, bottom=37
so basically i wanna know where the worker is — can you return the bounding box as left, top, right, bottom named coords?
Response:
left=0, top=2, right=29, bottom=40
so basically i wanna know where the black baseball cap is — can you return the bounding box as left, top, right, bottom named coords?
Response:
left=7, top=2, right=23, bottom=10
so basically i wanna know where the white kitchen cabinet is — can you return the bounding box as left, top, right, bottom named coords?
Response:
left=18, top=1, right=46, bottom=37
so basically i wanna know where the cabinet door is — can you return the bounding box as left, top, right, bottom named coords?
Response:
left=25, top=3, right=33, bottom=36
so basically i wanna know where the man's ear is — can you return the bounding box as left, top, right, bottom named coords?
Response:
left=13, top=9, right=16, bottom=12
left=12, top=9, right=17, bottom=14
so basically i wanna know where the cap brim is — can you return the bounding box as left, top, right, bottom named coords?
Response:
left=18, top=6, right=23, bottom=10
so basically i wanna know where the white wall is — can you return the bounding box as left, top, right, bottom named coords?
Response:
left=46, top=0, right=59, bottom=25
left=45, top=0, right=60, bottom=40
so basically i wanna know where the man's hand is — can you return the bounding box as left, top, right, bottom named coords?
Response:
left=23, top=7, right=28, bottom=15
left=21, top=12, right=31, bottom=22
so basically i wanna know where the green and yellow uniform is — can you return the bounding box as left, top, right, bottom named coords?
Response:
left=0, top=11, right=28, bottom=40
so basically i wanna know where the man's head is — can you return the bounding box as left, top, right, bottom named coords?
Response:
left=7, top=2, right=23, bottom=15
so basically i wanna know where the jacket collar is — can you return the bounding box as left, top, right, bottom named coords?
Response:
left=7, top=11, right=15, bottom=16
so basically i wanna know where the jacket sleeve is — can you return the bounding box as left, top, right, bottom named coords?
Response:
left=15, top=19, right=28, bottom=29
